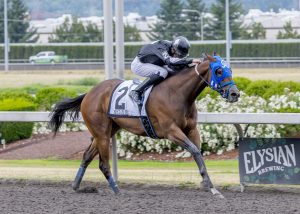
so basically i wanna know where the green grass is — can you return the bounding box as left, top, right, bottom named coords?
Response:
left=57, top=77, right=99, bottom=86
left=0, top=159, right=238, bottom=171
left=0, top=159, right=239, bottom=185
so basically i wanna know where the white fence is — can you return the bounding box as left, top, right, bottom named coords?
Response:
left=1, top=111, right=300, bottom=181
left=1, top=111, right=300, bottom=124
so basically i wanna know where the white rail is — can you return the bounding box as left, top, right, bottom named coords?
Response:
left=197, top=112, right=300, bottom=124
left=0, top=111, right=83, bottom=122
left=0, top=112, right=299, bottom=124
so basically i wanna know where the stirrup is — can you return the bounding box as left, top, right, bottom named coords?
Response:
left=129, top=90, right=142, bottom=104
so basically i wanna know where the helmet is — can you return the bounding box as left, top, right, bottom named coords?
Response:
left=172, top=36, right=190, bottom=58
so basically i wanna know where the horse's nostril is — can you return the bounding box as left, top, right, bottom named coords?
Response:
left=231, top=92, right=237, bottom=97
left=230, top=91, right=240, bottom=98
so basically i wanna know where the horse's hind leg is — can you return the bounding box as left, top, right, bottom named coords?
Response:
left=95, top=136, right=120, bottom=194
left=84, top=112, right=120, bottom=194
left=72, top=139, right=98, bottom=191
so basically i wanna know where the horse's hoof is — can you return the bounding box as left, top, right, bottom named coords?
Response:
left=215, top=193, right=225, bottom=199
left=210, top=188, right=225, bottom=199
left=200, top=181, right=209, bottom=192
left=113, top=187, right=120, bottom=195
left=71, top=182, right=79, bottom=191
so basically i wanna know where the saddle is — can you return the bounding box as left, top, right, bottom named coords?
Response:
left=107, top=80, right=158, bottom=138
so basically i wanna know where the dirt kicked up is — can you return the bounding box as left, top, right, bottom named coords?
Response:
left=1, top=180, right=300, bottom=214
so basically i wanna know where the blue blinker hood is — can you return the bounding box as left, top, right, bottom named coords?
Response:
left=209, top=56, right=233, bottom=91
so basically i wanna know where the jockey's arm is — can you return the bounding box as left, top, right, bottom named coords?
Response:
left=162, top=51, right=200, bottom=66
left=165, top=56, right=192, bottom=66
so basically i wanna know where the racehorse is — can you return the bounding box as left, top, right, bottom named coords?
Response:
left=49, top=53, right=240, bottom=199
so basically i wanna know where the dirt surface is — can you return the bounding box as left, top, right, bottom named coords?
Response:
left=0, top=131, right=92, bottom=160
left=0, top=131, right=238, bottom=161
left=1, top=133, right=300, bottom=213
left=0, top=180, right=300, bottom=214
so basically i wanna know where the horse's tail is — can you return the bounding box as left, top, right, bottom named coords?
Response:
left=49, top=93, right=86, bottom=136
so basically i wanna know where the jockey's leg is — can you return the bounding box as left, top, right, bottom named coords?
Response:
left=130, top=57, right=167, bottom=104
left=129, top=73, right=164, bottom=103
left=168, top=125, right=224, bottom=198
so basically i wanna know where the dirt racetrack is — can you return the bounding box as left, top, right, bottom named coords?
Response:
left=1, top=180, right=300, bottom=214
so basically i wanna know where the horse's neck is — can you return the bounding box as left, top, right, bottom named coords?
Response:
left=167, top=62, right=209, bottom=104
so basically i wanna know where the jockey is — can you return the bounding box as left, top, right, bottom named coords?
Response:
left=129, top=36, right=201, bottom=104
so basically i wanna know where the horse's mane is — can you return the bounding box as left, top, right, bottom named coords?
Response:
left=166, top=60, right=209, bottom=80
left=166, top=65, right=195, bottom=79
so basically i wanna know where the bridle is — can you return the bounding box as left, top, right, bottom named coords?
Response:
left=194, top=62, right=210, bottom=87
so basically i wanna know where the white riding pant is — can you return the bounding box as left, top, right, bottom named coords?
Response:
left=131, top=57, right=169, bottom=78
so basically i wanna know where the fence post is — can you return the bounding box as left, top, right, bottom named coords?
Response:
left=111, top=135, right=118, bottom=181
left=233, top=124, right=244, bottom=140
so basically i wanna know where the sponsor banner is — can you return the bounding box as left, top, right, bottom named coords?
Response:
left=239, top=138, right=300, bottom=184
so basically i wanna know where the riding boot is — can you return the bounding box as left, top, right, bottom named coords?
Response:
left=129, top=73, right=164, bottom=104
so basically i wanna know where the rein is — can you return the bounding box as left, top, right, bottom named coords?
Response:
left=194, top=63, right=213, bottom=90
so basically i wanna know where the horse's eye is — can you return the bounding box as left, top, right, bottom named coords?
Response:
left=216, top=68, right=222, bottom=77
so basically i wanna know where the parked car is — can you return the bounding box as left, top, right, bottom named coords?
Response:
left=29, top=51, right=68, bottom=64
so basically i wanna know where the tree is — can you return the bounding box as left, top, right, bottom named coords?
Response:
left=49, top=16, right=142, bottom=43
left=148, top=0, right=185, bottom=40
left=182, top=0, right=206, bottom=40
left=251, top=22, right=266, bottom=39
left=0, top=0, right=38, bottom=43
left=112, top=21, right=142, bottom=42
left=49, top=16, right=103, bottom=42
left=123, top=24, right=142, bottom=42
left=277, top=21, right=300, bottom=39
left=241, top=22, right=266, bottom=39
left=204, top=0, right=246, bottom=40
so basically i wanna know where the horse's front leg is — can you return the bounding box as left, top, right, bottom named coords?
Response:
left=168, top=126, right=224, bottom=198
left=186, top=128, right=205, bottom=187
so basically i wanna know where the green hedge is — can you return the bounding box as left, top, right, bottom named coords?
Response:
left=0, top=42, right=299, bottom=60
left=0, top=98, right=36, bottom=143
left=233, top=77, right=252, bottom=91
left=244, top=80, right=276, bottom=97
left=0, top=91, right=35, bottom=103
left=36, top=88, right=77, bottom=110
left=263, top=81, right=300, bottom=99
left=243, top=80, right=300, bottom=99
left=0, top=98, right=37, bottom=111
left=0, top=45, right=104, bottom=60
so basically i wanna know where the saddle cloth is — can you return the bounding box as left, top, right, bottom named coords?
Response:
left=108, top=80, right=153, bottom=118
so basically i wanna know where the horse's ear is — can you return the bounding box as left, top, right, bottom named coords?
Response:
left=207, top=54, right=215, bottom=62
left=202, top=53, right=216, bottom=62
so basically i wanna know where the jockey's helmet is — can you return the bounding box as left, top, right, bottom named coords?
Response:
left=172, top=36, right=190, bottom=58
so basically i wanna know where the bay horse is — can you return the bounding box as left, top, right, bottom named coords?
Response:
left=49, top=54, right=240, bottom=199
